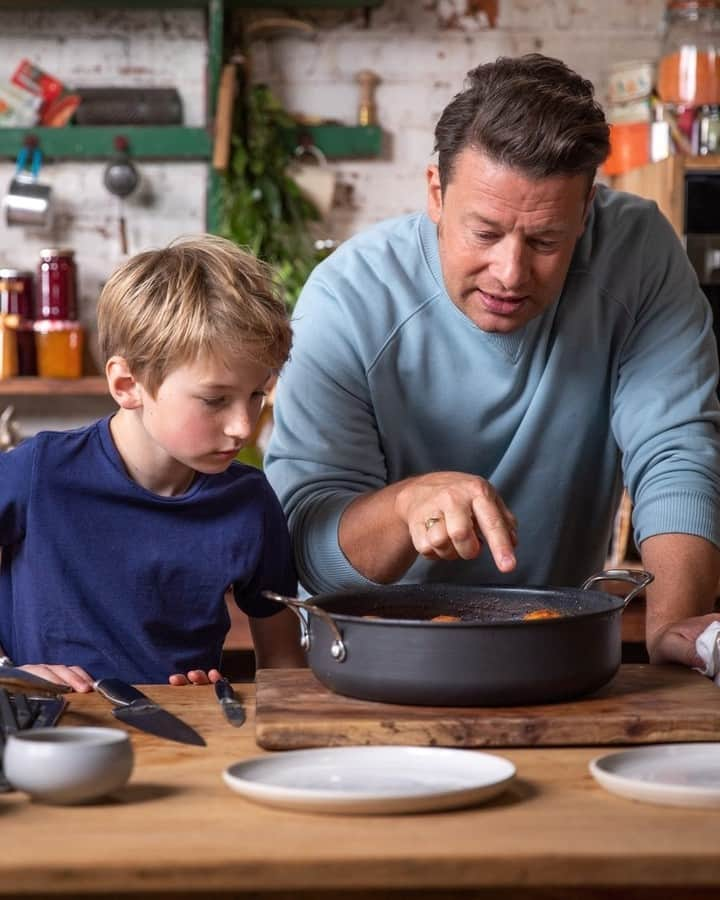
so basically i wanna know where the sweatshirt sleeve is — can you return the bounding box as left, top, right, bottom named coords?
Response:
left=0, top=439, right=34, bottom=546
left=610, top=204, right=720, bottom=548
left=265, top=272, right=387, bottom=594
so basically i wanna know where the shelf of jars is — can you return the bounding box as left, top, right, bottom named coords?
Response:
left=0, top=376, right=107, bottom=395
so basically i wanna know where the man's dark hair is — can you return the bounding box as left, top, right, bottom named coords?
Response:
left=434, top=54, right=610, bottom=192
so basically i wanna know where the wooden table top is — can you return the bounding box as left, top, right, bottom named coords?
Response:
left=2, top=673, right=720, bottom=900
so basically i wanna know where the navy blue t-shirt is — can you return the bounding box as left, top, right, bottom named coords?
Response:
left=0, top=417, right=294, bottom=683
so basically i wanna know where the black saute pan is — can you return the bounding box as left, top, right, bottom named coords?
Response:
left=264, top=569, right=653, bottom=707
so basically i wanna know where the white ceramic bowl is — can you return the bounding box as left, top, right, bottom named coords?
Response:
left=3, top=726, right=133, bottom=805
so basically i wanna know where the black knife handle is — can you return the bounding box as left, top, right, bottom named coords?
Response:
left=214, top=677, right=233, bottom=702
left=94, top=678, right=147, bottom=707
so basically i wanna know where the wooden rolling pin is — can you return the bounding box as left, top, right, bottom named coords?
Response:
left=213, top=63, right=237, bottom=172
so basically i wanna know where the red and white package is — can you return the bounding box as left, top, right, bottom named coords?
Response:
left=11, top=59, right=65, bottom=103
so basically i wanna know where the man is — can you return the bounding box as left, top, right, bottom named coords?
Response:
left=266, top=54, right=720, bottom=669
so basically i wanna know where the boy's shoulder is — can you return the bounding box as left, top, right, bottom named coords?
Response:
left=5, top=419, right=101, bottom=462
left=201, top=462, right=287, bottom=523
left=207, top=460, right=273, bottom=497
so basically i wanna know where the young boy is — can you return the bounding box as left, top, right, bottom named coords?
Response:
left=0, top=235, right=305, bottom=690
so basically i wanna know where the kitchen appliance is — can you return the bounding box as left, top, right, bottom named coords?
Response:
left=263, top=569, right=652, bottom=707
left=684, top=170, right=720, bottom=397
left=94, top=679, right=206, bottom=746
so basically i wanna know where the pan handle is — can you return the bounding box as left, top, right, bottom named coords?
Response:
left=262, top=591, right=347, bottom=662
left=580, top=568, right=654, bottom=608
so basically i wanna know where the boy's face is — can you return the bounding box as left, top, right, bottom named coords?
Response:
left=137, top=354, right=273, bottom=475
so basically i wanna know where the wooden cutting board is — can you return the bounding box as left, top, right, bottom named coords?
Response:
left=255, top=664, right=720, bottom=750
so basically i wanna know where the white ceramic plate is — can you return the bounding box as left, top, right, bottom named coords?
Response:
left=223, top=745, right=516, bottom=815
left=590, top=743, right=720, bottom=808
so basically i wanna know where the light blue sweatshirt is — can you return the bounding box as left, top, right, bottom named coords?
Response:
left=266, top=186, right=720, bottom=593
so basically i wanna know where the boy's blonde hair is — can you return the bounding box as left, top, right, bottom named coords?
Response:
left=97, top=235, right=292, bottom=396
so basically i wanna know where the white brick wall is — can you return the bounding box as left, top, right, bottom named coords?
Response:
left=252, top=0, right=667, bottom=240
left=0, top=0, right=669, bottom=432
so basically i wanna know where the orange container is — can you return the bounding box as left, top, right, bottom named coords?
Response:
left=657, top=1, right=720, bottom=106
left=0, top=314, right=19, bottom=378
left=603, top=122, right=651, bottom=176
left=33, top=319, right=83, bottom=378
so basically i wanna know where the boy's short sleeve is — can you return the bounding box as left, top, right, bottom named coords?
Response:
left=233, top=479, right=297, bottom=618
left=0, top=440, right=34, bottom=545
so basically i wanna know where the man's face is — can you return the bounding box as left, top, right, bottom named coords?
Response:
left=427, top=147, right=594, bottom=333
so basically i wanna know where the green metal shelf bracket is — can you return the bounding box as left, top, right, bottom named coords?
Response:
left=0, top=126, right=212, bottom=160
left=286, top=124, right=382, bottom=159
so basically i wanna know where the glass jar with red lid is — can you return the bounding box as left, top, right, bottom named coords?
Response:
left=37, top=248, right=77, bottom=320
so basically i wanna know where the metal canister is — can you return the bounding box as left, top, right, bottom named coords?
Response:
left=699, top=104, right=720, bottom=154
left=0, top=269, right=34, bottom=318
left=37, top=248, right=77, bottom=320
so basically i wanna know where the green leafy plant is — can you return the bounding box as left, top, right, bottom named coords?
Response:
left=221, top=83, right=320, bottom=309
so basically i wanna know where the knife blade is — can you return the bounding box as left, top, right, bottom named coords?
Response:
left=0, top=688, right=17, bottom=736
left=30, top=696, right=66, bottom=729
left=93, top=678, right=205, bottom=746
left=11, top=691, right=34, bottom=729
left=0, top=666, right=71, bottom=697
left=214, top=677, right=245, bottom=727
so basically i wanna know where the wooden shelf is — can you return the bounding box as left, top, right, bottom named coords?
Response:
left=0, top=0, right=383, bottom=8
left=0, top=377, right=108, bottom=396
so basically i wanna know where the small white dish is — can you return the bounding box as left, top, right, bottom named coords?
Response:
left=590, top=743, right=720, bottom=808
left=223, top=745, right=515, bottom=815
left=3, top=726, right=133, bottom=805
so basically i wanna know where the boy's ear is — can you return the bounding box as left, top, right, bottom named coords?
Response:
left=106, top=356, right=142, bottom=409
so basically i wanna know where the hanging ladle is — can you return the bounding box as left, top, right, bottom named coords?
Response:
left=103, top=135, right=139, bottom=255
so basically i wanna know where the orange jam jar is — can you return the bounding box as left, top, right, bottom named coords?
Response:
left=0, top=314, right=20, bottom=378
left=33, top=319, right=84, bottom=378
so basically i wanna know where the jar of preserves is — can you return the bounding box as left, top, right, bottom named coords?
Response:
left=0, top=269, right=34, bottom=318
left=0, top=314, right=20, bottom=379
left=37, top=248, right=77, bottom=320
left=657, top=1, right=720, bottom=107
left=33, top=319, right=83, bottom=378
left=14, top=320, right=37, bottom=376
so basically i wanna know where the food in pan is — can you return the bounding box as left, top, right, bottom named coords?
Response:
left=429, top=614, right=462, bottom=622
left=523, top=608, right=562, bottom=621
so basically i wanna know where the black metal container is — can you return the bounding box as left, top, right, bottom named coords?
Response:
left=265, top=569, right=652, bottom=707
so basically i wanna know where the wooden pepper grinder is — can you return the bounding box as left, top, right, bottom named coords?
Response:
left=356, top=69, right=380, bottom=126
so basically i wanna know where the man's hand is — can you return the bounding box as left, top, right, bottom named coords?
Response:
left=168, top=669, right=223, bottom=686
left=395, top=471, right=518, bottom=572
left=647, top=612, right=720, bottom=668
left=19, top=664, right=93, bottom=693
left=641, top=532, right=720, bottom=670
left=338, top=471, right=518, bottom=584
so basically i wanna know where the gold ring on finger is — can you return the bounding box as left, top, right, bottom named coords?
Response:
left=424, top=516, right=442, bottom=531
